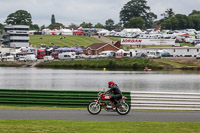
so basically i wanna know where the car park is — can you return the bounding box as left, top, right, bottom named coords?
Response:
left=196, top=53, right=200, bottom=59
left=25, top=54, right=37, bottom=61
left=18, top=56, right=26, bottom=62
left=44, top=56, right=54, bottom=61
left=161, top=52, right=173, bottom=57
left=135, top=53, right=147, bottom=58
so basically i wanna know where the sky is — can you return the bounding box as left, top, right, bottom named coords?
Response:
left=0, top=0, right=200, bottom=27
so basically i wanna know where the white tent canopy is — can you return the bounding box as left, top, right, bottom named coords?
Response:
left=121, top=28, right=142, bottom=33
left=60, top=29, right=73, bottom=35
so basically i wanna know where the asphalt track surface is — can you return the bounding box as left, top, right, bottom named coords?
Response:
left=0, top=109, right=200, bottom=122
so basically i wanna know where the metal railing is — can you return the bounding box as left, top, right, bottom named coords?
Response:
left=131, top=91, right=200, bottom=110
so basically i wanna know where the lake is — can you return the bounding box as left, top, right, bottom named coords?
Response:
left=0, top=67, right=200, bottom=93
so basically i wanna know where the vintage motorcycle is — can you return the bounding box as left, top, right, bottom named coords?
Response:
left=87, top=92, right=130, bottom=115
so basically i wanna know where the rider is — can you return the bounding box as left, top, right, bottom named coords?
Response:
left=106, top=81, right=122, bottom=107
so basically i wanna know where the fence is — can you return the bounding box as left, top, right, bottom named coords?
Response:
left=0, top=89, right=131, bottom=107
left=131, top=91, right=200, bottom=110
left=1, top=89, right=200, bottom=110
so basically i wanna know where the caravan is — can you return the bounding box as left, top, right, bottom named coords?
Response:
left=147, top=51, right=161, bottom=59
left=99, top=51, right=115, bottom=58
left=58, top=52, right=76, bottom=60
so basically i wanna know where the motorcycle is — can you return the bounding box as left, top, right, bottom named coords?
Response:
left=87, top=92, right=130, bottom=115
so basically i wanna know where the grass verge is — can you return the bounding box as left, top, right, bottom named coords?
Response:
left=0, top=120, right=199, bottom=133
left=36, top=58, right=164, bottom=70
left=0, top=62, right=26, bottom=67
left=29, top=35, right=102, bottom=47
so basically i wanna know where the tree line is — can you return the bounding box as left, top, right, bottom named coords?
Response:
left=1, top=0, right=200, bottom=31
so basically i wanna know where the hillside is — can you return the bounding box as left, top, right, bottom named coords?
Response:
left=29, top=35, right=103, bottom=47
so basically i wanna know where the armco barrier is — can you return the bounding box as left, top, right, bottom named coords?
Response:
left=131, top=91, right=200, bottom=110
left=0, top=89, right=131, bottom=107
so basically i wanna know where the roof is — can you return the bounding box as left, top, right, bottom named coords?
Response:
left=85, top=43, right=107, bottom=50
left=143, top=47, right=200, bottom=49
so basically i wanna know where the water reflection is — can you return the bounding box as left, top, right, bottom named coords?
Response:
left=0, top=67, right=200, bottom=93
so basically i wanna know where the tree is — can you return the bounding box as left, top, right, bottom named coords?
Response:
left=0, top=23, right=4, bottom=29
left=30, top=24, right=39, bottom=30
left=188, top=14, right=200, bottom=30
left=51, top=14, right=56, bottom=24
left=48, top=14, right=65, bottom=29
left=40, top=25, right=46, bottom=30
left=126, top=17, right=145, bottom=29
left=120, top=0, right=157, bottom=28
left=189, top=10, right=200, bottom=16
left=114, top=22, right=123, bottom=31
left=48, top=23, right=65, bottom=30
left=174, top=14, right=188, bottom=29
left=161, top=16, right=178, bottom=30
left=94, top=23, right=104, bottom=28
left=80, top=22, right=93, bottom=28
left=161, top=8, right=175, bottom=19
left=105, top=19, right=114, bottom=31
left=68, top=23, right=79, bottom=29
left=0, top=23, right=4, bottom=34
left=5, top=10, right=32, bottom=25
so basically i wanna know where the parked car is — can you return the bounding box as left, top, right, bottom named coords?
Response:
left=147, top=51, right=161, bottom=59
left=58, top=52, right=76, bottom=60
left=25, top=54, right=37, bottom=61
left=135, top=53, right=147, bottom=58
left=196, top=53, right=200, bottom=59
left=18, top=56, right=26, bottom=62
left=50, top=52, right=61, bottom=59
left=161, top=53, right=173, bottom=57
left=44, top=56, right=54, bottom=61
left=99, top=51, right=115, bottom=58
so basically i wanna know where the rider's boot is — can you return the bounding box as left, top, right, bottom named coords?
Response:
left=112, top=102, right=115, bottom=108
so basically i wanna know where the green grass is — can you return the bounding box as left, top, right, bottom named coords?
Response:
left=0, top=120, right=199, bottom=133
left=29, top=35, right=103, bottom=47
left=154, top=59, right=186, bottom=68
left=36, top=58, right=164, bottom=70
left=154, top=59, right=198, bottom=69
left=106, top=37, right=120, bottom=41
left=0, top=61, right=26, bottom=67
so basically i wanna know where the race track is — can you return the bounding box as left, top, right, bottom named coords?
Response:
left=0, top=109, right=199, bottom=122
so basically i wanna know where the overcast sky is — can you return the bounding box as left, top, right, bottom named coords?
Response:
left=0, top=0, right=199, bottom=27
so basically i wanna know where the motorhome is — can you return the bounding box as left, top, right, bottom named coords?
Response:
left=147, top=51, right=161, bottom=59
left=26, top=54, right=37, bottom=61
left=115, top=49, right=131, bottom=58
left=44, top=56, right=54, bottom=61
left=58, top=52, right=76, bottom=60
left=99, top=51, right=115, bottom=58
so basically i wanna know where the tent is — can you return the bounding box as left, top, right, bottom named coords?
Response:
left=97, top=30, right=110, bottom=35
left=61, top=29, right=73, bottom=35
left=74, top=30, right=84, bottom=35
left=51, top=29, right=57, bottom=34
left=183, top=33, right=191, bottom=37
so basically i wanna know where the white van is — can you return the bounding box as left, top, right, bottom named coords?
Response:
left=44, top=56, right=54, bottom=61
left=3, top=55, right=15, bottom=62
left=99, top=51, right=115, bottom=58
left=147, top=51, right=161, bottom=59
left=25, top=54, right=37, bottom=61
left=58, top=52, right=76, bottom=60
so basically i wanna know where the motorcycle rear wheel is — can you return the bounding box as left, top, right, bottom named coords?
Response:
left=87, top=102, right=102, bottom=115
left=116, top=102, right=130, bottom=115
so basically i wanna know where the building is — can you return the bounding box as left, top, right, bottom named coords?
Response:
left=135, top=47, right=200, bottom=57
left=2, top=25, right=29, bottom=48
left=83, top=43, right=119, bottom=55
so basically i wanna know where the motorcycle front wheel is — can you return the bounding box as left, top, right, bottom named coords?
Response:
left=116, top=102, right=130, bottom=115
left=87, top=102, right=102, bottom=115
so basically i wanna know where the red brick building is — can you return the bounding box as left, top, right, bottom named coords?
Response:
left=83, top=43, right=119, bottom=55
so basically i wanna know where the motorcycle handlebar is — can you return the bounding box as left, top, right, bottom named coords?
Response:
left=98, top=92, right=106, bottom=96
